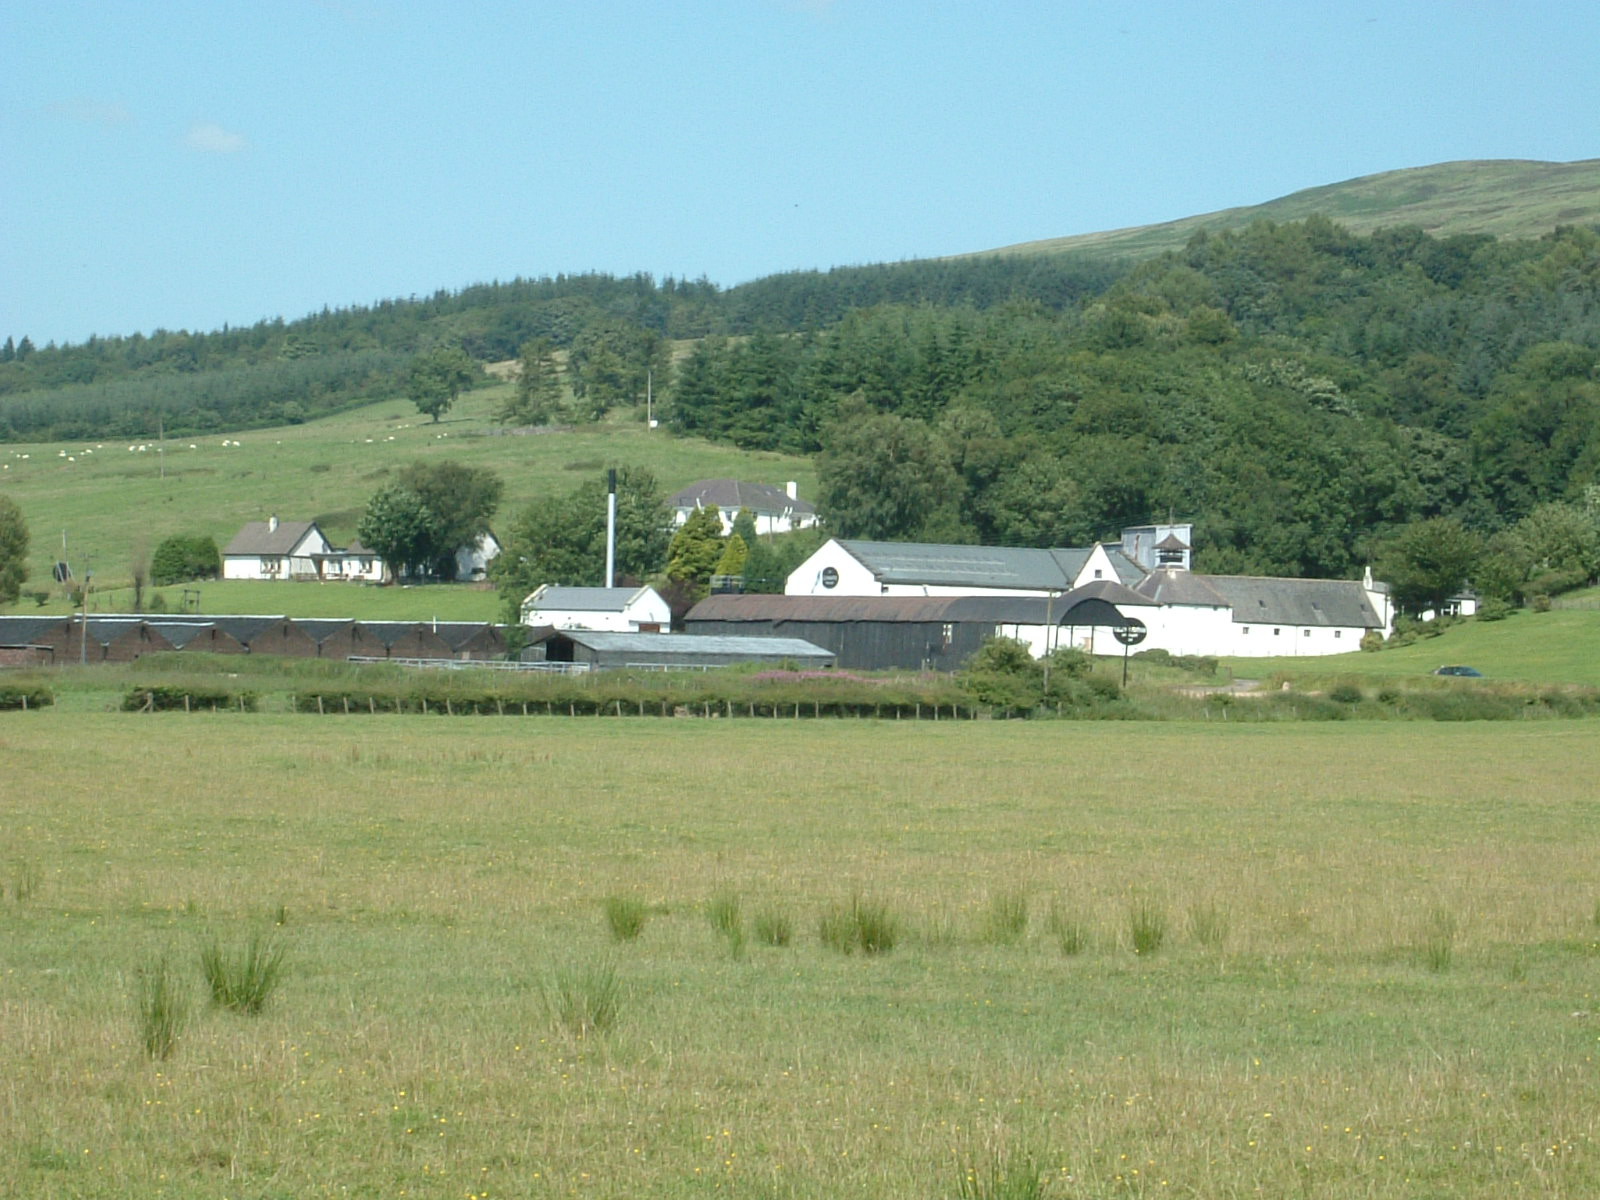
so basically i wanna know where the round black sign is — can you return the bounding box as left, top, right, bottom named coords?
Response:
left=820, top=566, right=839, bottom=589
left=1112, top=619, right=1148, bottom=646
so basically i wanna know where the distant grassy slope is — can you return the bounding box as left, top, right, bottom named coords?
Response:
left=982, top=159, right=1600, bottom=261
left=1216, top=609, right=1600, bottom=687
left=0, top=375, right=815, bottom=606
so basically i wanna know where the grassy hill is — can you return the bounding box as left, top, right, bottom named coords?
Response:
left=0, top=374, right=814, bottom=613
left=981, top=158, right=1600, bottom=261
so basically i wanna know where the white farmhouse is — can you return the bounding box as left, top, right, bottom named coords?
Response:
left=222, top=517, right=334, bottom=580
left=669, top=480, right=819, bottom=537
left=520, top=584, right=671, bottom=632
left=454, top=531, right=501, bottom=582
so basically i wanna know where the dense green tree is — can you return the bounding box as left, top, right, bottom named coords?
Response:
left=403, top=346, right=480, bottom=423
left=1511, top=501, right=1600, bottom=596
left=491, top=466, right=672, bottom=618
left=665, top=505, right=725, bottom=598
left=149, top=534, right=221, bottom=586
left=714, top=533, right=749, bottom=581
left=816, top=402, right=968, bottom=541
left=741, top=525, right=828, bottom=593
left=357, top=486, right=439, bottom=581
left=496, top=337, right=564, bottom=425
left=393, top=460, right=504, bottom=579
left=730, top=507, right=759, bottom=547
left=1376, top=517, right=1484, bottom=615
left=0, top=493, right=27, bottom=605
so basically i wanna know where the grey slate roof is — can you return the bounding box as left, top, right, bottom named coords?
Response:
left=669, top=479, right=816, bottom=517
left=223, top=520, right=321, bottom=556
left=1136, top=569, right=1382, bottom=628
left=0, top=615, right=69, bottom=644
left=688, top=594, right=1046, bottom=624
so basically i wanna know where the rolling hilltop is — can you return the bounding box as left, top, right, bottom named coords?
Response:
left=979, top=158, right=1600, bottom=261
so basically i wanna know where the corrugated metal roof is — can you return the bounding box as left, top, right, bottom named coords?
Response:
left=838, top=540, right=1089, bottom=590
left=526, top=586, right=654, bottom=612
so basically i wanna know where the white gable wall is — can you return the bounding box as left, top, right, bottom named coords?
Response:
left=523, top=587, right=671, bottom=632
left=786, top=540, right=880, bottom=596
left=1071, top=544, right=1124, bottom=589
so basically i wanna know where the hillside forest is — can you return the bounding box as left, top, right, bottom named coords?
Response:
left=3, top=217, right=1599, bottom=592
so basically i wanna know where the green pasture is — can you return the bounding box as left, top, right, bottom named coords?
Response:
left=0, top=377, right=814, bottom=605
left=1218, top=607, right=1600, bottom=687
left=2, top=716, right=1596, bottom=1198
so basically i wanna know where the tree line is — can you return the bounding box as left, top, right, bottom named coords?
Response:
left=665, top=220, right=1600, bottom=585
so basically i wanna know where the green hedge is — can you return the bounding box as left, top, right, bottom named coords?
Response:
left=289, top=670, right=978, bottom=719
left=122, top=685, right=259, bottom=713
left=0, top=686, right=53, bottom=710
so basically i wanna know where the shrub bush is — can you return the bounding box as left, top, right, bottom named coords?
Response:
left=150, top=534, right=222, bottom=586
left=124, top=685, right=257, bottom=712
left=0, top=686, right=53, bottom=710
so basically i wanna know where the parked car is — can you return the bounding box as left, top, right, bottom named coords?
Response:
left=1433, top=665, right=1483, bottom=677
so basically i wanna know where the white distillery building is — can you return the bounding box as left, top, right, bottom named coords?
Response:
left=783, top=528, right=1392, bottom=659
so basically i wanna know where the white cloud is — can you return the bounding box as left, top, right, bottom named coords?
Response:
left=185, top=121, right=248, bottom=154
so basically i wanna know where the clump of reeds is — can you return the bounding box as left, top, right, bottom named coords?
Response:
left=1419, top=907, right=1458, bottom=973
left=707, top=890, right=745, bottom=958
left=136, top=956, right=188, bottom=1060
left=982, top=888, right=1030, bottom=946
left=1128, top=899, right=1167, bottom=956
left=200, top=931, right=286, bottom=1014
left=1047, top=899, right=1089, bottom=956
left=1187, top=899, right=1230, bottom=950
left=544, top=960, right=622, bottom=1038
left=752, top=905, right=793, bottom=947
left=9, top=859, right=42, bottom=902
left=953, top=1148, right=1048, bottom=1199
left=819, top=895, right=901, bottom=956
left=602, top=895, right=649, bottom=942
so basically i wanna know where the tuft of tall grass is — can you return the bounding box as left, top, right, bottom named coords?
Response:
left=1419, top=907, right=1458, bottom=973
left=1047, top=899, right=1089, bottom=956
left=9, top=859, right=42, bottom=902
left=819, top=895, right=902, bottom=956
left=602, top=895, right=649, bottom=942
left=982, top=888, right=1030, bottom=946
left=1187, top=899, right=1230, bottom=950
left=544, top=960, right=622, bottom=1039
left=752, top=905, right=793, bottom=947
left=706, top=890, right=745, bottom=958
left=953, top=1149, right=1047, bottom=1200
left=200, top=931, right=287, bottom=1014
left=136, top=956, right=187, bottom=1060
left=1128, top=899, right=1167, bottom=956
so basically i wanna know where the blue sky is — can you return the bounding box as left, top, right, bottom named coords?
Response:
left=3, top=1, right=1596, bottom=347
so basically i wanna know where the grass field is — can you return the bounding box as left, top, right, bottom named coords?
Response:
left=3, top=715, right=1596, bottom=1198
left=0, top=377, right=814, bottom=606
left=1219, top=607, right=1600, bottom=687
